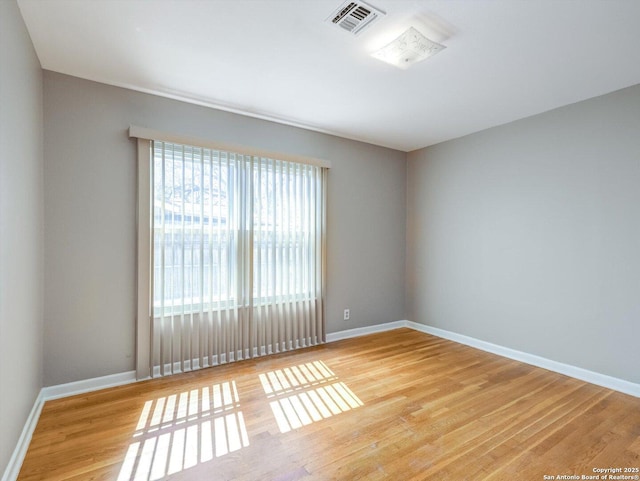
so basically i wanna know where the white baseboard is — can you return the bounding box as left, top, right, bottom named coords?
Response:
left=1, top=392, right=44, bottom=481
left=326, top=320, right=407, bottom=342
left=405, top=321, right=640, bottom=398
left=41, top=370, right=137, bottom=401
left=327, top=320, right=639, bottom=398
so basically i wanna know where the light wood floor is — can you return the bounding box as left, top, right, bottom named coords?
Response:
left=19, top=328, right=640, bottom=480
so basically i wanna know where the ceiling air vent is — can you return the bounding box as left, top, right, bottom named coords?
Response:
left=327, top=1, right=386, bottom=36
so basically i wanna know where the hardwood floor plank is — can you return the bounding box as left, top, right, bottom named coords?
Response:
left=18, top=328, right=640, bottom=480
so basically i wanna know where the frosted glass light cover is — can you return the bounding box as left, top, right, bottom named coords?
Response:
left=371, top=27, right=446, bottom=69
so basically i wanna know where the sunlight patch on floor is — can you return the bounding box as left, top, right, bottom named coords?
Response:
left=259, top=360, right=364, bottom=433
left=117, top=380, right=249, bottom=481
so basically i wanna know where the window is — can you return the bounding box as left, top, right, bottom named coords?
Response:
left=131, top=128, right=329, bottom=379
left=152, top=143, right=236, bottom=317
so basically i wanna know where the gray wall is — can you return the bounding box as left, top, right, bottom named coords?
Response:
left=0, top=0, right=44, bottom=474
left=43, top=71, right=406, bottom=386
left=407, top=84, right=640, bottom=384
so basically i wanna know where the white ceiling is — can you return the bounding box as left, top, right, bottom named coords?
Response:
left=17, top=0, right=640, bottom=152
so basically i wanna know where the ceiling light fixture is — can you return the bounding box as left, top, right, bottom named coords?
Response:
left=371, top=27, right=446, bottom=69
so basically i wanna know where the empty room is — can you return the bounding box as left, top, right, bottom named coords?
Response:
left=1, top=0, right=639, bottom=480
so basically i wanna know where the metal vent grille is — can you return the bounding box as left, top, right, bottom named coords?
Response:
left=326, top=1, right=385, bottom=36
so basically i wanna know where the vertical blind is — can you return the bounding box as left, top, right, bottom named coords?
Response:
left=149, top=140, right=327, bottom=377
